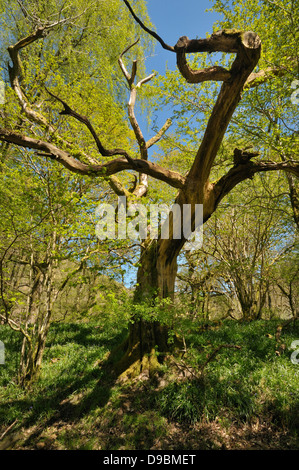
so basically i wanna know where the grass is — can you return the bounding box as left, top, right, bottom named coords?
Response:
left=157, top=320, right=299, bottom=428
left=0, top=316, right=298, bottom=450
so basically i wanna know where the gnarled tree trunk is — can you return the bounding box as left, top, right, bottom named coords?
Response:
left=114, top=236, right=183, bottom=377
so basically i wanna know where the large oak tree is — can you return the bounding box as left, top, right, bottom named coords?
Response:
left=0, top=0, right=298, bottom=376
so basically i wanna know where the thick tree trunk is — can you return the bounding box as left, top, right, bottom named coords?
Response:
left=114, top=237, right=184, bottom=378
left=114, top=182, right=219, bottom=377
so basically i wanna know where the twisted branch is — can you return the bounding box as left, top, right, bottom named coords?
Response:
left=45, top=87, right=134, bottom=163
left=213, top=159, right=299, bottom=209
left=0, top=128, right=186, bottom=189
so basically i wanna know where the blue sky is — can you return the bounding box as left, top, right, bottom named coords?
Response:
left=132, top=0, right=224, bottom=143
left=143, top=0, right=223, bottom=74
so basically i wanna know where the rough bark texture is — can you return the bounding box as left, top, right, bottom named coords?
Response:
left=112, top=240, right=173, bottom=377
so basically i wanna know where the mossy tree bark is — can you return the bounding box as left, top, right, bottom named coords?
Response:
left=113, top=238, right=182, bottom=378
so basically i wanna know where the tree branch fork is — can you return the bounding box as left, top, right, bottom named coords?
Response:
left=0, top=0, right=298, bottom=214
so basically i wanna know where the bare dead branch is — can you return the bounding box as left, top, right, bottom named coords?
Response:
left=127, top=87, right=148, bottom=160
left=119, top=40, right=172, bottom=198
left=136, top=73, right=156, bottom=88
left=119, top=42, right=157, bottom=160
left=122, top=0, right=174, bottom=52
left=119, top=43, right=149, bottom=197
left=118, top=38, right=140, bottom=86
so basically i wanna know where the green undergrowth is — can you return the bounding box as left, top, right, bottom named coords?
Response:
left=0, top=318, right=298, bottom=450
left=156, top=319, right=299, bottom=428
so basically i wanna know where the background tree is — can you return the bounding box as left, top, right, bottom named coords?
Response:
left=176, top=170, right=297, bottom=322
left=0, top=0, right=153, bottom=385
left=272, top=248, right=299, bottom=319
left=0, top=149, right=108, bottom=385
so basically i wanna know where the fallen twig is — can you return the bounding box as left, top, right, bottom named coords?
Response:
left=0, top=419, right=18, bottom=441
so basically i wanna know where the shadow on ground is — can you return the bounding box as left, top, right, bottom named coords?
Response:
left=1, top=320, right=299, bottom=450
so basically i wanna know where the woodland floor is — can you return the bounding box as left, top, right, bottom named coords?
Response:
left=0, top=318, right=298, bottom=451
